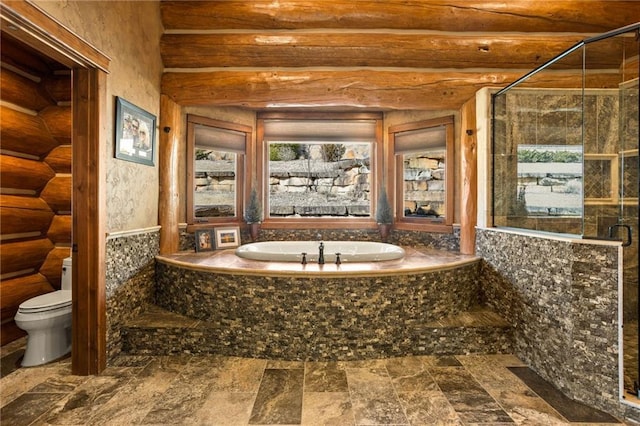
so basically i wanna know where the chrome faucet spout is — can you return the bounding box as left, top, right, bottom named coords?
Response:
left=318, top=242, right=325, bottom=264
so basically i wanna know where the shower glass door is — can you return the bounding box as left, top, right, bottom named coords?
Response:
left=618, top=69, right=639, bottom=400
left=583, top=27, right=639, bottom=400
left=492, top=23, right=639, bottom=403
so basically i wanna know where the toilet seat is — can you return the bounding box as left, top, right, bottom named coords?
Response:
left=18, top=290, right=71, bottom=314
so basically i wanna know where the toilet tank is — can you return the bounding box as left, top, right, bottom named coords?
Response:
left=61, top=257, right=72, bottom=291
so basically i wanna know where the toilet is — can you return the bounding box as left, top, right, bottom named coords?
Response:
left=14, top=257, right=72, bottom=367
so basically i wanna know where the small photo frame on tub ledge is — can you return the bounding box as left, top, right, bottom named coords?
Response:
left=214, top=226, right=241, bottom=249
left=195, top=229, right=215, bottom=252
left=114, top=97, right=156, bottom=166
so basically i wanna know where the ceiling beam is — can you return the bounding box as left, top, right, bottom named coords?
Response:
left=162, top=70, right=621, bottom=110
left=160, top=1, right=640, bottom=33
left=161, top=33, right=626, bottom=69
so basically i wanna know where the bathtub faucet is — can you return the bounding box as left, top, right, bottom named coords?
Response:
left=318, top=242, right=325, bottom=264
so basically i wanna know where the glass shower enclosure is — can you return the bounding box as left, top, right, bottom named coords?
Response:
left=492, top=23, right=639, bottom=400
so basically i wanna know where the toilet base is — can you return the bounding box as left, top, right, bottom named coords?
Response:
left=21, top=326, right=71, bottom=367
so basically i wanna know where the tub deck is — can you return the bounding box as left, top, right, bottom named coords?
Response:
left=156, top=246, right=480, bottom=277
left=148, top=246, right=499, bottom=360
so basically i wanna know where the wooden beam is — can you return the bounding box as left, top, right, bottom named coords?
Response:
left=72, top=67, right=107, bottom=375
left=162, top=70, right=621, bottom=110
left=0, top=155, right=55, bottom=192
left=0, top=67, right=53, bottom=111
left=0, top=195, right=54, bottom=235
left=459, top=96, right=477, bottom=255
left=0, top=238, right=54, bottom=274
left=158, top=95, right=181, bottom=254
left=44, top=145, right=72, bottom=173
left=0, top=273, right=54, bottom=322
left=161, top=33, right=626, bottom=70
left=1, top=105, right=59, bottom=157
left=161, top=1, right=640, bottom=33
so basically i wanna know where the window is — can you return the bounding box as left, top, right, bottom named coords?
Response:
left=187, top=115, right=252, bottom=225
left=389, top=116, right=454, bottom=231
left=257, top=112, right=383, bottom=227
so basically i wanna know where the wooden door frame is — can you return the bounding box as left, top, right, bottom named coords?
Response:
left=1, top=0, right=110, bottom=374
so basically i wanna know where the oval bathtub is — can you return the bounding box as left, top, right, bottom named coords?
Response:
left=235, top=240, right=405, bottom=262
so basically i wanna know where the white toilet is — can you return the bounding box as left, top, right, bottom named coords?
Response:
left=14, top=257, right=73, bottom=367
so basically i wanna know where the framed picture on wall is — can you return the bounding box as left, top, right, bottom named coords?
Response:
left=114, top=97, right=156, bottom=166
left=214, top=226, right=241, bottom=249
left=195, top=229, right=215, bottom=252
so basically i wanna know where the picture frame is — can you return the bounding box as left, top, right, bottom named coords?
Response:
left=114, top=97, right=156, bottom=166
left=195, top=229, right=215, bottom=252
left=214, top=226, right=241, bottom=249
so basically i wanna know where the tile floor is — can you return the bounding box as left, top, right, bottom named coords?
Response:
left=0, top=338, right=624, bottom=426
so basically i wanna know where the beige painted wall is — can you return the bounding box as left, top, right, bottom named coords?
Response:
left=33, top=0, right=164, bottom=233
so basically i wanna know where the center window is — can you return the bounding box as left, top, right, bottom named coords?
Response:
left=257, top=112, right=382, bottom=225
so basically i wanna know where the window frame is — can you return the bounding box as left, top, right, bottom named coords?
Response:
left=256, top=111, right=383, bottom=230
left=389, top=115, right=455, bottom=232
left=186, top=114, right=253, bottom=228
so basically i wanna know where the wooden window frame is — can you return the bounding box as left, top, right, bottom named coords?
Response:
left=256, top=111, right=383, bottom=230
left=186, top=115, right=252, bottom=229
left=389, top=116, right=455, bottom=233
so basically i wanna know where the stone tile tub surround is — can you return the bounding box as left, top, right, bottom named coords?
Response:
left=153, top=247, right=485, bottom=360
left=476, top=227, right=640, bottom=422
left=106, top=227, right=159, bottom=361
left=179, top=226, right=461, bottom=252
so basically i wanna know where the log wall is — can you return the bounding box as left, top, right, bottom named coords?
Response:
left=0, top=52, right=72, bottom=345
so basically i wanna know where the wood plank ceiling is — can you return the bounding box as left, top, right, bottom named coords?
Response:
left=160, top=1, right=640, bottom=111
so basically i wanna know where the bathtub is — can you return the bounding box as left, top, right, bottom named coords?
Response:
left=155, top=247, right=487, bottom=360
left=235, top=240, right=405, bottom=262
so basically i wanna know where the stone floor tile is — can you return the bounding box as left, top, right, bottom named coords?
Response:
left=346, top=367, right=408, bottom=425
left=0, top=351, right=629, bottom=426
left=508, top=367, right=621, bottom=424
left=430, top=367, right=514, bottom=424
left=1, top=393, right=67, bottom=426
left=419, top=355, right=463, bottom=368
left=267, top=360, right=305, bottom=369
left=397, top=390, right=463, bottom=425
left=386, top=357, right=438, bottom=392
left=249, top=368, right=304, bottom=425
left=191, top=356, right=266, bottom=393
left=37, top=375, right=133, bottom=425
left=188, top=392, right=257, bottom=425
left=301, top=391, right=353, bottom=425
left=85, top=357, right=190, bottom=425
left=304, top=362, right=348, bottom=392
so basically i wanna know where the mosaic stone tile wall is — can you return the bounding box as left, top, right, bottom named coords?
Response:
left=476, top=228, right=638, bottom=419
left=180, top=227, right=460, bottom=252
left=105, top=230, right=159, bottom=361
left=154, top=260, right=481, bottom=360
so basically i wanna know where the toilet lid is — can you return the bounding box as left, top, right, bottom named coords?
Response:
left=19, top=290, right=71, bottom=313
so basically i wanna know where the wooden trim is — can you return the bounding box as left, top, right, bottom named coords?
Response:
left=390, top=116, right=455, bottom=230
left=394, top=222, right=454, bottom=234
left=2, top=0, right=110, bottom=375
left=256, top=112, right=383, bottom=227
left=72, top=68, right=107, bottom=375
left=460, top=97, right=477, bottom=254
left=186, top=115, right=252, bottom=225
left=159, top=95, right=181, bottom=254
left=0, top=1, right=110, bottom=71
